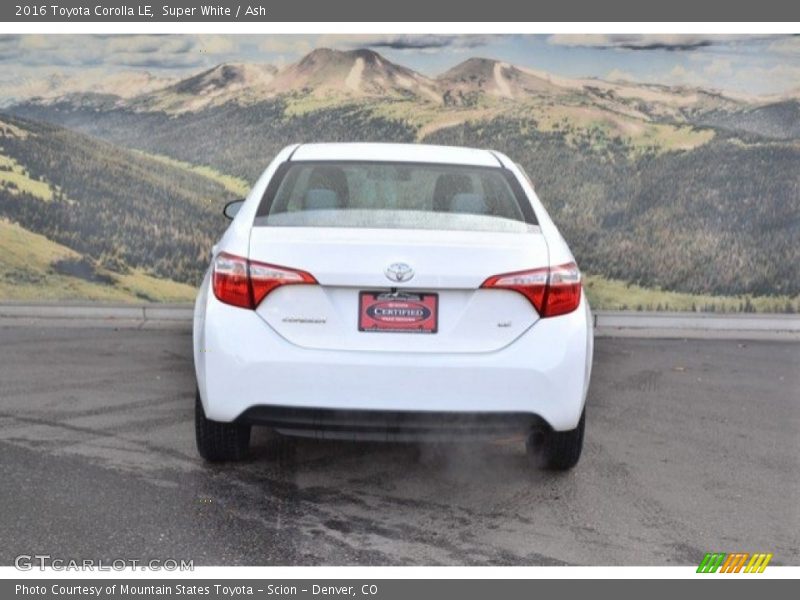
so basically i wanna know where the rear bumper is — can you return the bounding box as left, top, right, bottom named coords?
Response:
left=194, top=284, right=593, bottom=432
left=237, top=406, right=549, bottom=442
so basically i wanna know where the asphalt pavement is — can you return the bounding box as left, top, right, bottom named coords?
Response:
left=0, top=326, right=797, bottom=566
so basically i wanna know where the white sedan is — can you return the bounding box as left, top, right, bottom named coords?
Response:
left=193, top=143, right=593, bottom=469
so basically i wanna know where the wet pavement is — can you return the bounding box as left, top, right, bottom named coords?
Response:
left=0, top=326, right=798, bottom=565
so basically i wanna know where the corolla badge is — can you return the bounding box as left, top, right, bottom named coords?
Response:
left=385, top=262, right=414, bottom=283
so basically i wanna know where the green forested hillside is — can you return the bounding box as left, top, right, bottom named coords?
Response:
left=689, top=100, right=800, bottom=140
left=12, top=98, right=797, bottom=300
left=0, top=219, right=195, bottom=302
left=425, top=118, right=800, bottom=296
left=0, top=114, right=235, bottom=291
left=11, top=99, right=417, bottom=182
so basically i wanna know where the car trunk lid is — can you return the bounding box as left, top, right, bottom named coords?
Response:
left=249, top=227, right=549, bottom=353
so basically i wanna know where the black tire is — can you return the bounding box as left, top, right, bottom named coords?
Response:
left=195, top=390, right=251, bottom=462
left=527, top=410, right=585, bottom=471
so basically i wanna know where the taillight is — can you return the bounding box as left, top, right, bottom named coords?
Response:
left=212, top=253, right=250, bottom=309
left=249, top=260, right=317, bottom=306
left=481, top=262, right=582, bottom=318
left=544, top=262, right=583, bottom=317
left=212, top=252, right=317, bottom=309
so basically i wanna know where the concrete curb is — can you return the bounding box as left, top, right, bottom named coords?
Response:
left=0, top=302, right=799, bottom=340
left=593, top=311, right=800, bottom=340
left=594, top=311, right=800, bottom=332
left=0, top=302, right=192, bottom=330
left=0, top=302, right=192, bottom=321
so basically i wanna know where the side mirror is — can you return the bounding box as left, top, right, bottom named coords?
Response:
left=223, top=199, right=245, bottom=220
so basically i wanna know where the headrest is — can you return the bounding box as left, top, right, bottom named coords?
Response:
left=433, top=173, right=474, bottom=212
left=450, top=193, right=488, bottom=215
left=304, top=188, right=340, bottom=210
left=307, top=167, right=349, bottom=204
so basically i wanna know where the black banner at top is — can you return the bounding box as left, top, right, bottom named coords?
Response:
left=4, top=0, right=800, bottom=22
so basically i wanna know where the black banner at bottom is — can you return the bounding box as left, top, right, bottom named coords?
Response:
left=3, top=579, right=795, bottom=600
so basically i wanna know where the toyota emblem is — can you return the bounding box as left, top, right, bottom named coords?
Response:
left=385, top=262, right=414, bottom=283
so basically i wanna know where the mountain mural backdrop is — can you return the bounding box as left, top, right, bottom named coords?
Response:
left=1, top=47, right=798, bottom=310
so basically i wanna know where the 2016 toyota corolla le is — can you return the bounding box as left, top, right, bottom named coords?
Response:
left=193, top=143, right=593, bottom=469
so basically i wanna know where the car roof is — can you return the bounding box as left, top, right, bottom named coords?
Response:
left=289, top=143, right=503, bottom=168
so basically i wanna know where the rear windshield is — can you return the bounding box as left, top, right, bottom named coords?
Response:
left=254, top=161, right=537, bottom=233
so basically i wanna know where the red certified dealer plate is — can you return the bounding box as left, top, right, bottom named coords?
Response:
left=359, top=291, right=438, bottom=334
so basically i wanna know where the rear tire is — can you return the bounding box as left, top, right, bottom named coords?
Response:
left=527, top=410, right=585, bottom=471
left=195, top=390, right=251, bottom=462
